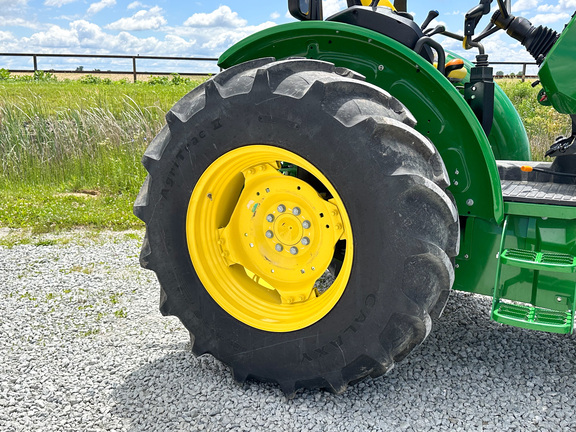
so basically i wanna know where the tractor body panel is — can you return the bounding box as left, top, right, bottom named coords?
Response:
left=539, top=14, right=576, bottom=115
left=219, top=21, right=505, bottom=223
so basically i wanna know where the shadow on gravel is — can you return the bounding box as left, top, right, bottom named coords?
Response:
left=111, top=292, right=576, bottom=432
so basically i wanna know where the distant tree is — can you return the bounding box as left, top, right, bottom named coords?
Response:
left=75, top=66, right=84, bottom=72
left=496, top=70, right=504, bottom=77
left=93, top=68, right=101, bottom=72
left=510, top=72, right=516, bottom=78
left=518, top=70, right=524, bottom=77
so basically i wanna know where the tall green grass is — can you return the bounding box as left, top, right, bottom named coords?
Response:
left=498, top=80, right=572, bottom=160
left=0, top=80, right=201, bottom=192
left=0, top=79, right=202, bottom=230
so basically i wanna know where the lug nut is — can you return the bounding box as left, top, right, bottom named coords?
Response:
left=302, top=220, right=311, bottom=229
left=275, top=244, right=283, bottom=252
left=292, top=207, right=301, bottom=216
left=290, top=247, right=299, bottom=255
left=301, top=237, right=310, bottom=246
left=277, top=204, right=286, bottom=213
left=266, top=214, right=274, bottom=223
left=265, top=230, right=274, bottom=239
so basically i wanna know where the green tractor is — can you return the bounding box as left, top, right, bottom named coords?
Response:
left=134, top=0, right=576, bottom=395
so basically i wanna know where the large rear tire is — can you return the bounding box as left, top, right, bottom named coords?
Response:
left=134, top=58, right=459, bottom=395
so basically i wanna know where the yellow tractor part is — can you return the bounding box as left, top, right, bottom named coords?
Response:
left=186, top=145, right=354, bottom=332
left=360, top=0, right=395, bottom=9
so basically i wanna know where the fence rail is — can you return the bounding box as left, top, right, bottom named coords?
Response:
left=1, top=53, right=538, bottom=82
left=0, top=52, right=220, bottom=82
left=478, top=61, right=538, bottom=82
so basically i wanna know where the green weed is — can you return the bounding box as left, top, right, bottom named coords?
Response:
left=114, top=309, right=127, bottom=318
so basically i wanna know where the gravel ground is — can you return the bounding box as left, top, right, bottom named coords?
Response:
left=1, top=230, right=575, bottom=432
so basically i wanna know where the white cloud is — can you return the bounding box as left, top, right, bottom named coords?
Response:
left=270, top=11, right=280, bottom=20
left=0, top=0, right=41, bottom=29
left=127, top=1, right=147, bottom=9
left=44, top=0, right=77, bottom=6
left=1, top=0, right=28, bottom=14
left=0, top=30, right=14, bottom=41
left=183, top=5, right=247, bottom=28
left=198, top=22, right=276, bottom=52
left=537, top=0, right=576, bottom=12
left=529, top=12, right=571, bottom=24
left=0, top=0, right=26, bottom=5
left=512, top=0, right=540, bottom=12
left=7, top=19, right=197, bottom=57
left=322, top=0, right=347, bottom=17
left=87, top=0, right=116, bottom=16
left=0, top=17, right=42, bottom=28
left=106, top=6, right=167, bottom=31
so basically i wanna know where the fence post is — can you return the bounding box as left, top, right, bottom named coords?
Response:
left=132, top=57, right=137, bottom=83
left=521, top=63, right=527, bottom=82
left=33, top=55, right=38, bottom=73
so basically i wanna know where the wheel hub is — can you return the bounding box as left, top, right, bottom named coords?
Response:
left=219, top=163, right=345, bottom=304
left=274, top=213, right=303, bottom=246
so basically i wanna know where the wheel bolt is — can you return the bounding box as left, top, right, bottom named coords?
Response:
left=292, top=207, right=301, bottom=216
left=275, top=244, right=283, bottom=252
left=290, top=247, right=298, bottom=255
left=302, top=220, right=311, bottom=229
left=277, top=204, right=286, bottom=213
left=265, top=230, right=274, bottom=239
left=266, top=214, right=274, bottom=223
left=301, top=237, right=310, bottom=246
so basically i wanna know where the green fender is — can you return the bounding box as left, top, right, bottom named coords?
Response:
left=219, top=21, right=505, bottom=223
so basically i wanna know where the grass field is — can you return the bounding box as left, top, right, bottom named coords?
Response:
left=0, top=75, right=204, bottom=234
left=0, top=75, right=571, bottom=233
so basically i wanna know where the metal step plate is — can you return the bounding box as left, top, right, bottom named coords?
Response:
left=501, top=180, right=576, bottom=206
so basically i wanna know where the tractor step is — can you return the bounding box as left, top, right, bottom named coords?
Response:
left=492, top=216, right=576, bottom=334
left=492, top=301, right=574, bottom=334
left=500, top=248, right=576, bottom=273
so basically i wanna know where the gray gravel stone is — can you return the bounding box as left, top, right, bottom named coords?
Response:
left=1, top=230, right=575, bottom=431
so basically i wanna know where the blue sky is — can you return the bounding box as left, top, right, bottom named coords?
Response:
left=0, top=1, right=574, bottom=74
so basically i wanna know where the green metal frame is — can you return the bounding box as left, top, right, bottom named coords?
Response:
left=539, top=13, right=576, bottom=115
left=219, top=21, right=505, bottom=223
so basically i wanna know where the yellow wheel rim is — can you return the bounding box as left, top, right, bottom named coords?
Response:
left=186, top=145, right=354, bottom=332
